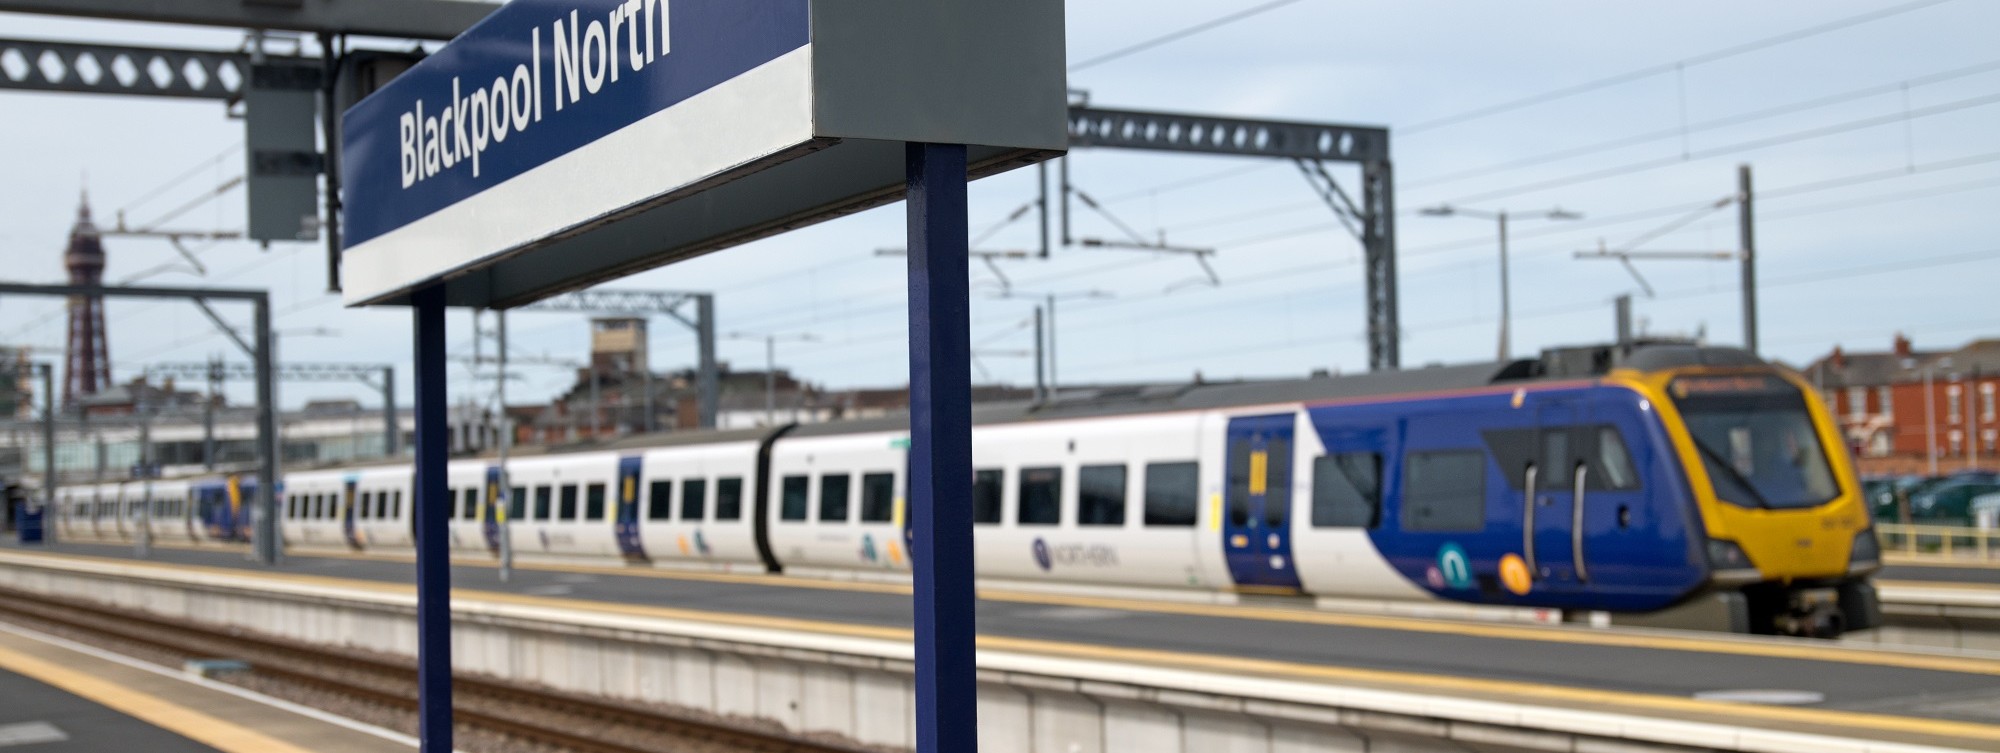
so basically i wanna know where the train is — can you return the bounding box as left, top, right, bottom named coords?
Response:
left=49, top=341, right=1882, bottom=637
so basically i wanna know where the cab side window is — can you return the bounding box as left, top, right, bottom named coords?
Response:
left=1311, top=452, right=1381, bottom=528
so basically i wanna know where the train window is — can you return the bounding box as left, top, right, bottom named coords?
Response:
left=461, top=488, right=479, bottom=520
left=1143, top=462, right=1199, bottom=527
left=1078, top=465, right=1126, bottom=526
left=647, top=481, right=674, bottom=521
left=391, top=491, right=403, bottom=520
left=1593, top=428, right=1639, bottom=490
left=972, top=469, right=1003, bottom=524
left=533, top=486, right=553, bottom=521
left=377, top=491, right=391, bottom=520
left=819, top=474, right=852, bottom=522
left=1402, top=451, right=1487, bottom=532
left=1018, top=466, right=1062, bottom=525
left=860, top=473, right=895, bottom=523
left=781, top=475, right=809, bottom=521
left=715, top=477, right=744, bottom=521
left=358, top=493, right=372, bottom=520
left=1266, top=438, right=1292, bottom=528
left=509, top=486, right=528, bottom=521
left=584, top=483, right=607, bottom=521
left=559, top=484, right=580, bottom=521
left=1540, top=431, right=1571, bottom=489
left=1311, top=453, right=1381, bottom=528
left=681, top=479, right=707, bottom=521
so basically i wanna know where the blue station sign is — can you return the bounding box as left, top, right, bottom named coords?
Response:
left=340, top=0, right=1066, bottom=309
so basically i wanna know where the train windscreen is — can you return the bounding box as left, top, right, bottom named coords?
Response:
left=1670, top=374, right=1840, bottom=510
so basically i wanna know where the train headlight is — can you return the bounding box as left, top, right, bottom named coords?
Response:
left=1706, top=539, right=1756, bottom=572
left=1849, top=528, right=1881, bottom=571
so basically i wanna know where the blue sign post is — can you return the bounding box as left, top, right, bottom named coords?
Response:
left=904, top=143, right=975, bottom=752
left=409, top=284, right=453, bottom=751
left=339, top=3, right=1063, bottom=751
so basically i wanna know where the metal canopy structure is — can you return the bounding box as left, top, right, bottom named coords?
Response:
left=329, top=4, right=1065, bottom=752
left=1066, top=105, right=1400, bottom=370
left=515, top=290, right=719, bottom=431
left=147, top=360, right=398, bottom=460
left=0, top=35, right=1401, bottom=369
left=0, top=281, right=280, bottom=564
left=0, top=0, right=494, bottom=40
left=0, top=37, right=293, bottom=100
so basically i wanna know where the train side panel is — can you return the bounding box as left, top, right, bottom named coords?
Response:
left=971, top=414, right=1215, bottom=589
left=765, top=432, right=908, bottom=574
left=636, top=441, right=764, bottom=569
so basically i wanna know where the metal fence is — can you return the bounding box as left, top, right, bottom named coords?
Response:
left=1877, top=523, right=2000, bottom=562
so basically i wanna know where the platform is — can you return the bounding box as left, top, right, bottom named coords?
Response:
left=0, top=618, right=410, bottom=752
left=1884, top=561, right=2000, bottom=586
left=6, top=541, right=2000, bottom=751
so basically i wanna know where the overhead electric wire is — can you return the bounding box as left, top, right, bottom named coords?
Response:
left=1434, top=89, right=2000, bottom=206
left=1063, top=246, right=2000, bottom=379
left=1069, top=0, right=1309, bottom=72
left=773, top=165, right=2000, bottom=379
left=1405, top=56, right=2000, bottom=189
left=752, top=150, right=2000, bottom=360
left=118, top=142, right=241, bottom=217
left=1400, top=0, right=1958, bottom=135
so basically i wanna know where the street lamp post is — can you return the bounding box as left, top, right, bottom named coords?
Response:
left=727, top=331, right=818, bottom=427
left=1420, top=205, right=1581, bottom=361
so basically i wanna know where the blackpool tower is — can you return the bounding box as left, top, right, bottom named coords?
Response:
left=63, top=192, right=110, bottom=406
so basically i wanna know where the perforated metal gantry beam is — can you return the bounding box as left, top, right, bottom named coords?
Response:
left=1067, top=106, right=1399, bottom=370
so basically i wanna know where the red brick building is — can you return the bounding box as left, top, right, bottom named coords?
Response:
left=1802, top=335, right=2000, bottom=474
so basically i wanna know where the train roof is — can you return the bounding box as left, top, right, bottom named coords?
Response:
left=618, top=342, right=1774, bottom=445
left=164, top=341, right=1773, bottom=480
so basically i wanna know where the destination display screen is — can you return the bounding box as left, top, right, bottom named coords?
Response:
left=1669, top=374, right=1794, bottom=398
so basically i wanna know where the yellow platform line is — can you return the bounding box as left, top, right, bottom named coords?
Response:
left=1877, top=578, right=2000, bottom=592
left=0, top=643, right=320, bottom=753
left=1887, top=554, right=2000, bottom=571
left=983, top=635, right=2000, bottom=745
left=11, top=549, right=2000, bottom=746
left=30, top=544, right=2000, bottom=678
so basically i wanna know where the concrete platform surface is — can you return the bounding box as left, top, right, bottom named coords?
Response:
left=14, top=541, right=2000, bottom=751
left=0, top=623, right=410, bottom=753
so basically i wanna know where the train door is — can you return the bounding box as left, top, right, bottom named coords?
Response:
left=1221, top=413, right=1303, bottom=591
left=198, top=482, right=231, bottom=540
left=342, top=476, right=363, bottom=548
left=1530, top=401, right=1580, bottom=587
left=614, top=456, right=648, bottom=562
left=482, top=465, right=505, bottom=554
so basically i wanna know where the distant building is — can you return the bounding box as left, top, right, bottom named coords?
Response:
left=1802, top=334, right=2000, bottom=473
left=72, top=375, right=208, bottom=418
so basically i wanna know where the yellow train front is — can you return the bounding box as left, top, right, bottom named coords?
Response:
left=1611, top=345, right=1880, bottom=636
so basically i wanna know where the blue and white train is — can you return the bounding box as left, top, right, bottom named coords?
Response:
left=52, top=342, right=1882, bottom=636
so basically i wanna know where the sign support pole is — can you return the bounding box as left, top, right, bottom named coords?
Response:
left=904, top=142, right=976, bottom=753
left=411, top=284, right=454, bottom=753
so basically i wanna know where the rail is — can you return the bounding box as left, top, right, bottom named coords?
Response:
left=1877, top=522, right=2000, bottom=562
left=0, top=585, right=869, bottom=753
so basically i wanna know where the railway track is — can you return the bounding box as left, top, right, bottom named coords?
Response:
left=0, top=585, right=875, bottom=753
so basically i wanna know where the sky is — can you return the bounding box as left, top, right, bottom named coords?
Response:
left=2, top=0, right=1998, bottom=412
